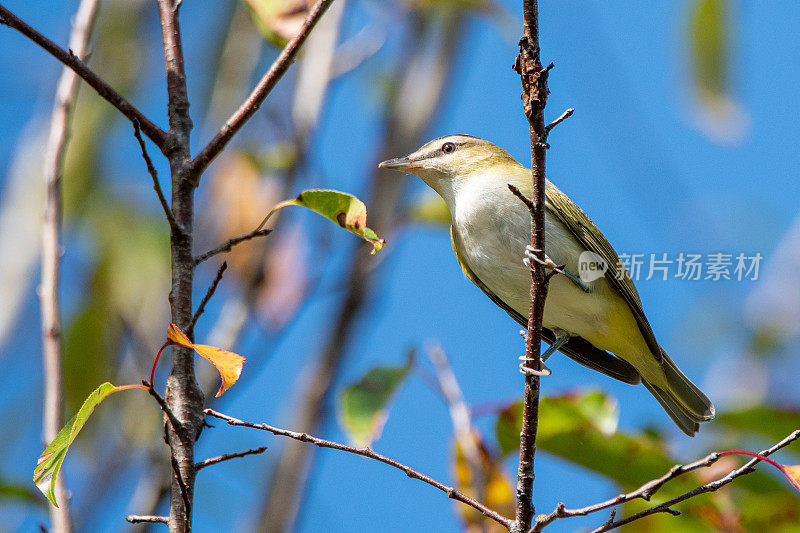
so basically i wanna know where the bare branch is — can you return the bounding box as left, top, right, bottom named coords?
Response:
left=545, top=108, right=574, bottom=133
left=154, top=0, right=202, bottom=530
left=188, top=261, right=228, bottom=337
left=125, top=515, right=168, bottom=524
left=190, top=0, right=336, bottom=177
left=39, top=1, right=102, bottom=531
left=132, top=121, right=178, bottom=231
left=204, top=409, right=512, bottom=529
left=0, top=4, right=168, bottom=150
left=193, top=229, right=272, bottom=267
left=587, top=429, right=800, bottom=532
left=512, top=0, right=552, bottom=530
left=194, top=446, right=268, bottom=472
left=143, top=381, right=185, bottom=436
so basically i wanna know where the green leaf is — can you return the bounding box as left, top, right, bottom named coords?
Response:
left=407, top=193, right=451, bottom=226
left=716, top=406, right=800, bottom=448
left=339, top=364, right=411, bottom=447
left=689, top=0, right=727, bottom=100
left=0, top=478, right=39, bottom=504
left=496, top=391, right=678, bottom=489
left=33, top=382, right=144, bottom=506
left=266, top=190, right=385, bottom=253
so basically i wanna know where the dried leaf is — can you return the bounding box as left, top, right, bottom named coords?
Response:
left=167, top=323, right=246, bottom=397
left=453, top=432, right=514, bottom=532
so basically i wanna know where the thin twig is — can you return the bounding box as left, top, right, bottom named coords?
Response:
left=188, top=261, right=228, bottom=337
left=194, top=446, right=268, bottom=472
left=544, top=108, right=574, bottom=133
left=0, top=4, right=168, bottom=150
left=512, top=0, right=551, bottom=530
left=531, top=453, right=721, bottom=531
left=426, top=344, right=487, bottom=511
left=143, top=381, right=185, bottom=435
left=39, top=2, right=102, bottom=531
left=190, top=0, right=336, bottom=177
left=125, top=515, right=168, bottom=524
left=587, top=429, right=800, bottom=532
left=132, top=121, right=179, bottom=231
left=193, top=229, right=272, bottom=266
left=204, top=409, right=512, bottom=529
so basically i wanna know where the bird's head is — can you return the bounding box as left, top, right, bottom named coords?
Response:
left=378, top=135, right=522, bottom=200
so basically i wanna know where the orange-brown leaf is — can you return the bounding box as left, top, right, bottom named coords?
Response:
left=166, top=323, right=245, bottom=397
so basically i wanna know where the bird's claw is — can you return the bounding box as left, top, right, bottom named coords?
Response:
left=518, top=355, right=551, bottom=376
left=524, top=245, right=558, bottom=270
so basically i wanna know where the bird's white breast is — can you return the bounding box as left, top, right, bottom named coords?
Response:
left=450, top=174, right=617, bottom=344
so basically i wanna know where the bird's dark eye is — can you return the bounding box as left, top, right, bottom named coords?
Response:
left=441, top=142, right=456, bottom=154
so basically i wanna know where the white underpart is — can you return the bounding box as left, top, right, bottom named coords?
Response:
left=440, top=170, right=664, bottom=384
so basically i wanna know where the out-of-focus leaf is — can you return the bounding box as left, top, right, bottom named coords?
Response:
left=453, top=432, right=513, bottom=533
left=206, top=151, right=281, bottom=277
left=716, top=406, right=800, bottom=448
left=264, top=190, right=385, bottom=253
left=687, top=0, right=747, bottom=143
left=690, top=0, right=726, bottom=100
left=0, top=478, right=39, bottom=503
left=33, top=382, right=145, bottom=506
left=496, top=391, right=677, bottom=489
left=339, top=363, right=411, bottom=447
left=256, top=224, right=307, bottom=330
left=167, top=324, right=246, bottom=397
left=243, top=0, right=309, bottom=46
left=63, top=260, right=122, bottom=414
left=408, top=193, right=451, bottom=226
left=783, top=465, right=800, bottom=492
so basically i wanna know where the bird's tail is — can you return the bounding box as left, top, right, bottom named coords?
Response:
left=642, top=352, right=715, bottom=437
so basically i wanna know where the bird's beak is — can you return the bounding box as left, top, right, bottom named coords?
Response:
left=378, top=156, right=413, bottom=170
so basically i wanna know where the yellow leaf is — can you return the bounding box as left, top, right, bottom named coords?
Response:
left=783, top=465, right=800, bottom=492
left=166, top=323, right=245, bottom=397
left=192, top=344, right=245, bottom=397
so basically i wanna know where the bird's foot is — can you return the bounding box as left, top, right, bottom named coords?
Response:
left=523, top=246, right=559, bottom=271
left=519, top=355, right=551, bottom=376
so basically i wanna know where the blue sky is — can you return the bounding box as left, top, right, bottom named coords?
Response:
left=1, top=1, right=800, bottom=531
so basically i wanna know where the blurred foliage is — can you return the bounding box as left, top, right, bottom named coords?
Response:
left=453, top=432, right=514, bottom=533
left=689, top=0, right=727, bottom=101
left=243, top=0, right=310, bottom=47
left=338, top=359, right=412, bottom=448
left=408, top=192, right=452, bottom=226
left=716, top=406, right=800, bottom=448
left=687, top=0, right=747, bottom=143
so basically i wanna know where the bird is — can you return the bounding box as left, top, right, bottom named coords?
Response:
left=379, top=134, right=714, bottom=436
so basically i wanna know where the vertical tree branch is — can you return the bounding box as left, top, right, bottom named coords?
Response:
left=39, top=1, right=102, bottom=531
left=155, top=1, right=200, bottom=532
left=512, top=0, right=550, bottom=531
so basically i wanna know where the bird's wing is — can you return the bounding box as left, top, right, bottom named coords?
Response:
left=544, top=180, right=662, bottom=359
left=450, top=226, right=641, bottom=385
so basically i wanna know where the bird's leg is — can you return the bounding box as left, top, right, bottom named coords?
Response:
left=518, top=329, right=570, bottom=376
left=524, top=246, right=592, bottom=293
left=541, top=331, right=570, bottom=362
